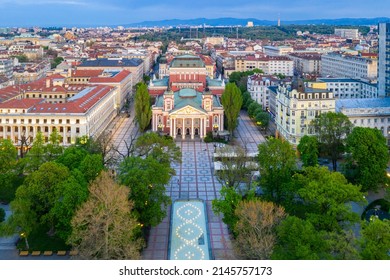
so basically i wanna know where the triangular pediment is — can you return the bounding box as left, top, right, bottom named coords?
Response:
left=170, top=105, right=207, bottom=116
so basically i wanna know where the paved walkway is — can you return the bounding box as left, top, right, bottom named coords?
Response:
left=235, top=111, right=266, bottom=153
left=142, top=141, right=235, bottom=260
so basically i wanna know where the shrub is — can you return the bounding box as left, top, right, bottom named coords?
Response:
left=0, top=208, right=5, bottom=223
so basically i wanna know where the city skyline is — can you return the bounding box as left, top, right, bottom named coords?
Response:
left=0, top=0, right=390, bottom=27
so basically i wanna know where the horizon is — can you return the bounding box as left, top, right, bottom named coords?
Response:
left=0, top=0, right=390, bottom=27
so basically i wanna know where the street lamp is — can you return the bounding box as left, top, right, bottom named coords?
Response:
left=213, top=124, right=219, bottom=132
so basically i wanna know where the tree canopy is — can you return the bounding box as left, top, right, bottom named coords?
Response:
left=345, top=127, right=389, bottom=192
left=134, top=82, right=152, bottom=132
left=311, top=112, right=353, bottom=171
left=297, top=135, right=319, bottom=167
left=221, top=82, right=243, bottom=134
left=68, top=171, right=143, bottom=260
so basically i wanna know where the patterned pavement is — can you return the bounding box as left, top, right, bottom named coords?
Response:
left=143, top=111, right=266, bottom=260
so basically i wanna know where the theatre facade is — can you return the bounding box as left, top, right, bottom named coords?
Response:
left=150, top=54, right=225, bottom=139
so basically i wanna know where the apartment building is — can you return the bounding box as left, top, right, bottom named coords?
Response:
left=275, top=80, right=335, bottom=146
left=263, top=46, right=294, bottom=56
left=334, top=28, right=359, bottom=40
left=235, top=55, right=293, bottom=76
left=321, top=52, right=377, bottom=80
left=378, top=22, right=390, bottom=97
left=336, top=98, right=390, bottom=144
left=247, top=74, right=280, bottom=109
left=288, top=53, right=321, bottom=76
left=0, top=59, right=13, bottom=79
left=315, top=78, right=378, bottom=99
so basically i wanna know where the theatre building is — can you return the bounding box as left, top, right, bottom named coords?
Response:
left=150, top=54, right=225, bottom=139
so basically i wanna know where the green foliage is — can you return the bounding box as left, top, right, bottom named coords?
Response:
left=0, top=139, right=19, bottom=203
left=51, top=56, right=64, bottom=68
left=134, top=132, right=181, bottom=165
left=221, top=82, right=243, bottom=134
left=255, top=111, right=270, bottom=130
left=14, top=54, right=28, bottom=63
left=78, top=154, right=104, bottom=183
left=0, top=208, right=5, bottom=223
left=203, top=131, right=213, bottom=143
left=134, top=82, right=152, bottom=132
left=4, top=162, right=88, bottom=242
left=247, top=102, right=261, bottom=118
left=257, top=138, right=297, bottom=204
left=241, top=92, right=252, bottom=109
left=119, top=156, right=172, bottom=228
left=311, top=112, right=353, bottom=171
left=0, top=139, right=17, bottom=172
left=345, top=127, right=389, bottom=192
left=360, top=218, right=390, bottom=260
left=297, top=135, right=319, bottom=167
left=212, top=186, right=250, bottom=235
left=46, top=128, right=64, bottom=161
left=295, top=166, right=365, bottom=232
left=56, top=146, right=88, bottom=170
left=22, top=131, right=46, bottom=173
left=272, top=216, right=327, bottom=260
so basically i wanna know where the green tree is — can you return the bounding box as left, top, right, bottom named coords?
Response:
left=23, top=131, right=46, bottom=173
left=234, top=200, right=286, bottom=259
left=119, top=156, right=172, bottom=228
left=345, top=127, right=389, bottom=192
left=215, top=145, right=253, bottom=190
left=0, top=139, right=19, bottom=203
left=134, top=132, right=181, bottom=165
left=46, top=128, right=64, bottom=161
left=67, top=171, right=143, bottom=260
left=78, top=154, right=104, bottom=183
left=241, top=91, right=252, bottom=110
left=247, top=102, right=261, bottom=118
left=257, top=137, right=296, bottom=204
left=272, top=216, right=327, bottom=260
left=296, top=166, right=365, bottom=232
left=360, top=218, right=390, bottom=260
left=255, top=111, right=270, bottom=131
left=134, top=82, right=152, bottom=132
left=221, top=82, right=243, bottom=134
left=311, top=112, right=353, bottom=171
left=297, top=135, right=319, bottom=167
left=212, top=186, right=248, bottom=234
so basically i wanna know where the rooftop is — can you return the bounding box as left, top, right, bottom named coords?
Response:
left=336, top=98, right=390, bottom=110
left=170, top=55, right=205, bottom=68
left=79, top=58, right=143, bottom=68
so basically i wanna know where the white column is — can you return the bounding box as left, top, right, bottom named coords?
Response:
left=200, top=118, right=203, bottom=138
left=182, top=118, right=185, bottom=139
left=169, top=118, right=172, bottom=137
left=173, top=118, right=176, bottom=138
left=62, top=126, right=66, bottom=145
left=153, top=114, right=156, bottom=131
left=191, top=118, right=194, bottom=139
left=204, top=117, right=207, bottom=137
left=221, top=114, right=224, bottom=131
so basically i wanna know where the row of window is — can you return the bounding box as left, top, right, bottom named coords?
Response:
left=0, top=126, right=80, bottom=133
left=0, top=118, right=80, bottom=124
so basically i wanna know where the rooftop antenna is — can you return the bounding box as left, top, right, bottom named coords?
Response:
left=190, top=27, right=192, bottom=39
left=203, top=24, right=205, bottom=38
left=278, top=13, right=281, bottom=27
left=236, top=26, right=238, bottom=39
left=196, top=27, right=198, bottom=39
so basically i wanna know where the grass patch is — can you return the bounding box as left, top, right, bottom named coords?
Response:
left=17, top=225, right=70, bottom=252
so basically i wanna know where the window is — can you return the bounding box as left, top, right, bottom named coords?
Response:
left=76, top=127, right=80, bottom=133
left=66, top=119, right=70, bottom=124
left=76, top=119, right=80, bottom=124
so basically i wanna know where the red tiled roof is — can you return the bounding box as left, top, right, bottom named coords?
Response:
left=71, top=69, right=103, bottom=77
left=89, top=70, right=131, bottom=83
left=29, top=85, right=114, bottom=114
left=0, top=98, right=44, bottom=109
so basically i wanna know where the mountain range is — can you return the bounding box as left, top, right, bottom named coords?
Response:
left=125, top=17, right=390, bottom=27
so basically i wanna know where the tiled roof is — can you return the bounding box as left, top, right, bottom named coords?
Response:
left=28, top=85, right=114, bottom=114
left=0, top=98, right=44, bottom=109
left=89, top=70, right=131, bottom=83
left=71, top=69, right=103, bottom=77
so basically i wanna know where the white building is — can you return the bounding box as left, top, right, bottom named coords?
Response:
left=321, top=52, right=377, bottom=80
left=276, top=81, right=335, bottom=146
left=335, top=28, right=359, bottom=40
left=315, top=78, right=378, bottom=99
left=336, top=98, right=390, bottom=144
left=0, top=85, right=118, bottom=146
left=247, top=74, right=280, bottom=109
left=287, top=53, right=322, bottom=76
left=0, top=59, right=13, bottom=79
left=235, top=55, right=294, bottom=76
left=263, top=46, right=294, bottom=56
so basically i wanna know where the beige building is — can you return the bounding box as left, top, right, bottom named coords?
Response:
left=288, top=53, right=322, bottom=76
left=276, top=80, right=335, bottom=146
left=263, top=46, right=294, bottom=56
left=235, top=55, right=294, bottom=76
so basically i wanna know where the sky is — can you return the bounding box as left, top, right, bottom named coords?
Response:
left=0, top=0, right=389, bottom=27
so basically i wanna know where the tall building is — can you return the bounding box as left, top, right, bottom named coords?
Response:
left=378, top=22, right=390, bottom=97
left=334, top=28, right=359, bottom=40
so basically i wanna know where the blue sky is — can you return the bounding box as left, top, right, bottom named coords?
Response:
left=0, top=0, right=389, bottom=27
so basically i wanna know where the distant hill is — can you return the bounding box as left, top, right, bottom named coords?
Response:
left=125, top=17, right=390, bottom=27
